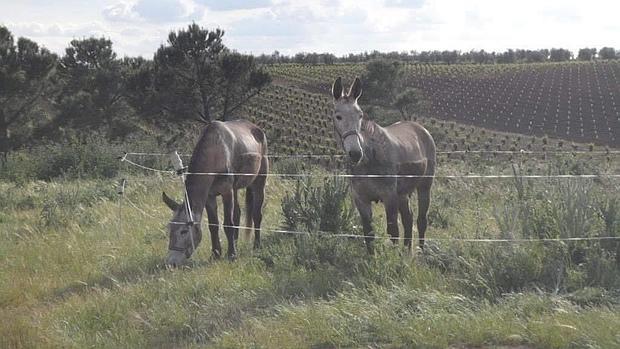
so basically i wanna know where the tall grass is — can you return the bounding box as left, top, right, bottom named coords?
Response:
left=1, top=155, right=619, bottom=348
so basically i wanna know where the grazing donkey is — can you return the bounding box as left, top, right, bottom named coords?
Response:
left=331, top=77, right=436, bottom=252
left=163, top=120, right=268, bottom=266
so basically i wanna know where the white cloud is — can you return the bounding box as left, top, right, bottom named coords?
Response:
left=103, top=1, right=141, bottom=22
left=1, top=0, right=618, bottom=57
left=102, top=0, right=201, bottom=23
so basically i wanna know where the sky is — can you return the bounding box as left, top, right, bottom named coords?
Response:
left=2, top=0, right=619, bottom=58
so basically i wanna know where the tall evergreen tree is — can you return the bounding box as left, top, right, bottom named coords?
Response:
left=53, top=37, right=131, bottom=137
left=152, top=23, right=270, bottom=124
left=0, top=26, right=56, bottom=157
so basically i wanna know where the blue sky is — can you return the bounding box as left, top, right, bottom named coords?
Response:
left=1, top=0, right=618, bottom=57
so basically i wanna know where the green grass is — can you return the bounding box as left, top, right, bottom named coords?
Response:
left=1, top=162, right=619, bottom=348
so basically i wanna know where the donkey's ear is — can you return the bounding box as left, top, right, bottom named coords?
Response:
left=348, top=77, right=362, bottom=101
left=162, top=191, right=180, bottom=211
left=332, top=77, right=343, bottom=100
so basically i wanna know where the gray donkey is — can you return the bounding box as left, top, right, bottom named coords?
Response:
left=331, top=77, right=436, bottom=252
left=162, top=120, right=268, bottom=266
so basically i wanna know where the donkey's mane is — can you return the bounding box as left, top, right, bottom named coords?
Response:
left=360, top=114, right=390, bottom=155
left=361, top=113, right=377, bottom=136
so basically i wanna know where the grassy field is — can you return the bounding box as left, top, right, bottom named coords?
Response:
left=1, top=152, right=619, bottom=348
left=1, top=62, right=619, bottom=348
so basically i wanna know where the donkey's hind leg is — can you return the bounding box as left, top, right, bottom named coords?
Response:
left=250, top=156, right=268, bottom=249
left=354, top=195, right=374, bottom=254
left=222, top=190, right=237, bottom=260
left=399, top=196, right=414, bottom=250
left=205, top=195, right=222, bottom=258
left=251, top=186, right=265, bottom=250
left=416, top=185, right=431, bottom=249
left=232, top=189, right=241, bottom=241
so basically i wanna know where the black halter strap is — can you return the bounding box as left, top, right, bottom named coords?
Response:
left=340, top=129, right=359, bottom=141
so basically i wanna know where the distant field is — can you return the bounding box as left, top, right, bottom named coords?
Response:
left=263, top=61, right=620, bottom=148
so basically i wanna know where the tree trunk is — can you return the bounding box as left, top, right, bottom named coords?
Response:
left=0, top=112, right=9, bottom=164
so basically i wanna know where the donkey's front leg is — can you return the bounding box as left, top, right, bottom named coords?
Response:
left=354, top=195, right=374, bottom=254
left=222, top=190, right=237, bottom=260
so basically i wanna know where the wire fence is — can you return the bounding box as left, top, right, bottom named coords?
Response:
left=124, top=150, right=620, bottom=158
left=121, top=195, right=620, bottom=243
left=120, top=155, right=620, bottom=179
left=117, top=148, right=620, bottom=243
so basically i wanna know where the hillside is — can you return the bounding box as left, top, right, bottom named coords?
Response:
left=255, top=61, right=620, bottom=150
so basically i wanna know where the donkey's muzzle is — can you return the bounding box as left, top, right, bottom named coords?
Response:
left=166, top=249, right=188, bottom=267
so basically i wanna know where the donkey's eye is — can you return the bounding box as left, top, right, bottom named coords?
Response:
left=335, top=115, right=342, bottom=121
left=180, top=230, right=188, bottom=235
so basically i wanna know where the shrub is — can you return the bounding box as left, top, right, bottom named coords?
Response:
left=0, top=133, right=166, bottom=182
left=487, top=168, right=619, bottom=295
left=281, top=175, right=357, bottom=234
left=40, top=181, right=117, bottom=228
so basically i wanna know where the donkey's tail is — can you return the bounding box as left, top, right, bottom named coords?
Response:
left=243, top=188, right=254, bottom=240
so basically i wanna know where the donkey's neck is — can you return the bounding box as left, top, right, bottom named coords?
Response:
left=183, top=130, right=216, bottom=221
left=360, top=115, right=388, bottom=138
left=360, top=116, right=389, bottom=162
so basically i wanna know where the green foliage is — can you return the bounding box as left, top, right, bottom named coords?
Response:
left=53, top=37, right=136, bottom=139
left=360, top=59, right=401, bottom=106
left=488, top=167, right=619, bottom=294
left=0, top=26, right=56, bottom=154
left=281, top=176, right=356, bottom=234
left=0, top=133, right=164, bottom=182
left=577, top=48, right=597, bottom=61
left=394, top=87, right=426, bottom=120
left=152, top=24, right=271, bottom=123
left=271, top=157, right=304, bottom=175
left=40, top=181, right=116, bottom=228
left=598, top=47, right=617, bottom=60
left=549, top=48, right=572, bottom=62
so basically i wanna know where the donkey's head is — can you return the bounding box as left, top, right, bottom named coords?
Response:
left=162, top=191, right=202, bottom=267
left=332, top=77, right=364, bottom=164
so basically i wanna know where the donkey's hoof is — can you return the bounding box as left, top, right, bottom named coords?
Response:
left=227, top=254, right=237, bottom=262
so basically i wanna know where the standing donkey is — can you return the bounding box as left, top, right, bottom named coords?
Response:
left=162, top=120, right=268, bottom=266
left=331, top=77, right=436, bottom=252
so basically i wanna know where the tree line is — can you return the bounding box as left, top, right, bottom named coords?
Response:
left=0, top=24, right=271, bottom=158
left=255, top=47, right=619, bottom=65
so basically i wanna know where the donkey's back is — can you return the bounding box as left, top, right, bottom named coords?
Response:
left=193, top=120, right=268, bottom=190
left=385, top=120, right=436, bottom=177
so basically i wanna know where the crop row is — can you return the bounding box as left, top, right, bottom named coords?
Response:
left=261, top=61, right=620, bottom=147
left=241, top=83, right=613, bottom=170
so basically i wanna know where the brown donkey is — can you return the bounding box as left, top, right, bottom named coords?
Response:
left=163, top=120, right=268, bottom=266
left=331, top=77, right=436, bottom=252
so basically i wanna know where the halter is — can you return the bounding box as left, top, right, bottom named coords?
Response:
left=168, top=151, right=197, bottom=256
left=340, top=129, right=360, bottom=141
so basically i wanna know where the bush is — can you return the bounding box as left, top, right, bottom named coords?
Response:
left=40, top=181, right=117, bottom=228
left=485, top=169, right=620, bottom=296
left=0, top=133, right=166, bottom=182
left=281, top=175, right=357, bottom=234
